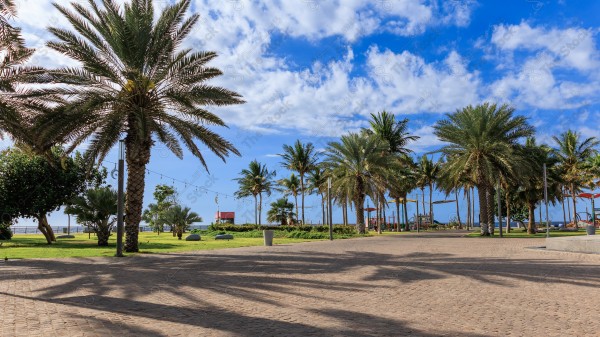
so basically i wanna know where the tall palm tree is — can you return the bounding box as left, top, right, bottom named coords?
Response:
left=387, top=158, right=416, bottom=231
left=65, top=187, right=117, bottom=246
left=365, top=110, right=418, bottom=155
left=267, top=198, right=295, bottom=226
left=417, top=155, right=440, bottom=226
left=323, top=133, right=390, bottom=234
left=0, top=0, right=45, bottom=146
left=553, top=130, right=599, bottom=227
left=434, top=103, right=534, bottom=236
left=162, top=204, right=202, bottom=240
left=307, top=167, right=328, bottom=225
left=28, top=0, right=243, bottom=252
left=279, top=174, right=301, bottom=224
left=279, top=140, right=319, bottom=225
left=234, top=160, right=276, bottom=225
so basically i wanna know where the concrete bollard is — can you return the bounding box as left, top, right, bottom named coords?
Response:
left=263, top=230, right=274, bottom=246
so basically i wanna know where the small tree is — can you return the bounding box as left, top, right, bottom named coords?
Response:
left=0, top=148, right=103, bottom=244
left=163, top=205, right=202, bottom=240
left=142, top=185, right=176, bottom=235
left=267, top=198, right=296, bottom=226
left=65, top=187, right=117, bottom=246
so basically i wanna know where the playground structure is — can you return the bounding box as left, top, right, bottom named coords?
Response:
left=575, top=193, right=600, bottom=228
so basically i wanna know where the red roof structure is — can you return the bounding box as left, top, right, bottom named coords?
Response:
left=215, top=212, right=235, bottom=219
left=578, top=193, right=600, bottom=199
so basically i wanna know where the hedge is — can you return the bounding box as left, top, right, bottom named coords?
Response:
left=207, top=224, right=357, bottom=235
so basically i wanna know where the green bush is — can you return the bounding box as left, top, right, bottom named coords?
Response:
left=0, top=223, right=12, bottom=240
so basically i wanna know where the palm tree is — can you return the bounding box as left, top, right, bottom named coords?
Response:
left=323, top=133, right=390, bottom=234
left=434, top=103, right=534, bottom=236
left=65, top=187, right=118, bottom=246
left=307, top=167, right=328, bottom=225
left=279, top=140, right=319, bottom=225
left=417, top=155, right=440, bottom=226
left=28, top=0, right=243, bottom=252
left=553, top=130, right=599, bottom=227
left=162, top=205, right=202, bottom=240
left=365, top=110, right=418, bottom=155
left=267, top=198, right=295, bottom=226
left=515, top=138, right=562, bottom=234
left=279, top=174, right=301, bottom=224
left=0, top=0, right=45, bottom=146
left=234, top=160, right=276, bottom=225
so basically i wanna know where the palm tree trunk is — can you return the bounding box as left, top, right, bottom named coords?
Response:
left=258, top=193, right=263, bottom=225
left=294, top=194, right=299, bottom=225
left=539, top=202, right=543, bottom=229
left=403, top=197, right=409, bottom=231
left=97, top=220, right=110, bottom=246
left=421, top=188, right=426, bottom=226
left=466, top=188, right=471, bottom=230
left=477, top=185, right=490, bottom=236
left=486, top=187, right=495, bottom=235
left=355, top=195, right=366, bottom=234
left=471, top=187, right=476, bottom=228
left=429, top=183, right=434, bottom=226
left=322, top=193, right=326, bottom=225
left=254, top=194, right=258, bottom=225
left=505, top=192, right=511, bottom=233
left=561, top=188, right=567, bottom=227
left=124, top=141, right=151, bottom=253
left=382, top=200, right=387, bottom=231
left=571, top=184, right=578, bottom=229
left=300, top=174, right=305, bottom=225
left=396, top=201, right=401, bottom=231
left=455, top=189, right=462, bottom=228
left=566, top=195, right=572, bottom=223
left=528, top=202, right=536, bottom=234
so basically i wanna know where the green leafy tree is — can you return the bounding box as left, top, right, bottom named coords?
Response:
left=552, top=130, right=599, bottom=227
left=233, top=160, right=276, bottom=225
left=162, top=204, right=202, bottom=240
left=266, top=198, right=295, bottom=226
left=279, top=140, right=319, bottom=225
left=65, top=187, right=117, bottom=246
left=434, top=103, right=533, bottom=236
left=142, top=184, right=176, bottom=235
left=0, top=148, right=104, bottom=244
left=278, top=174, right=301, bottom=224
left=323, top=133, right=390, bottom=234
left=29, top=0, right=244, bottom=252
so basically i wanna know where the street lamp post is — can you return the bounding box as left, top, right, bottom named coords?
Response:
left=497, top=182, right=502, bottom=238
left=116, top=140, right=125, bottom=257
left=415, top=193, right=420, bottom=233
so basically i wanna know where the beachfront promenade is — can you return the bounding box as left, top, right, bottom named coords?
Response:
left=1, top=232, right=599, bottom=336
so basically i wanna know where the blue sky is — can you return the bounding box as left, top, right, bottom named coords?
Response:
left=10, top=0, right=600, bottom=227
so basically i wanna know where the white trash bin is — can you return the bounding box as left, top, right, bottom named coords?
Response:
left=263, top=230, right=274, bottom=246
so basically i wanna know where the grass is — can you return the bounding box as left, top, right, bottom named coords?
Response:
left=0, top=231, right=345, bottom=259
left=466, top=228, right=588, bottom=238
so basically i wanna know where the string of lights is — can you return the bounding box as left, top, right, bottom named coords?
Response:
left=102, top=160, right=241, bottom=201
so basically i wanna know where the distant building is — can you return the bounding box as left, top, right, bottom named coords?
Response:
left=215, top=212, right=235, bottom=224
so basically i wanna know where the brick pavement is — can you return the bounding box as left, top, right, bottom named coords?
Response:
left=1, top=232, right=599, bottom=336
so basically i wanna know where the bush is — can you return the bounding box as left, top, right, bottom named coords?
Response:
left=0, top=223, right=12, bottom=240
left=208, top=224, right=259, bottom=232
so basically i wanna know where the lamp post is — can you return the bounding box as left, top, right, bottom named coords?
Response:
left=327, top=177, right=333, bottom=240
left=116, top=140, right=125, bottom=257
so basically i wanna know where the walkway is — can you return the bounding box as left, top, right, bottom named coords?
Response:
left=1, top=232, right=599, bottom=336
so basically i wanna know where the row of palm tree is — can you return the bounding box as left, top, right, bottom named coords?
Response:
left=235, top=105, right=600, bottom=236
left=0, top=0, right=243, bottom=252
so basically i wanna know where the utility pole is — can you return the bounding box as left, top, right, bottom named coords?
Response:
left=116, top=140, right=125, bottom=257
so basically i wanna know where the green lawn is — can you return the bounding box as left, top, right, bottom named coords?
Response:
left=0, top=231, right=332, bottom=259
left=466, top=229, right=588, bottom=238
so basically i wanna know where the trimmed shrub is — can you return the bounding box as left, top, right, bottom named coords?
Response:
left=0, top=223, right=12, bottom=240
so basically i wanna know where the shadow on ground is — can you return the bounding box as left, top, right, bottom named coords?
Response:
left=1, top=234, right=598, bottom=336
